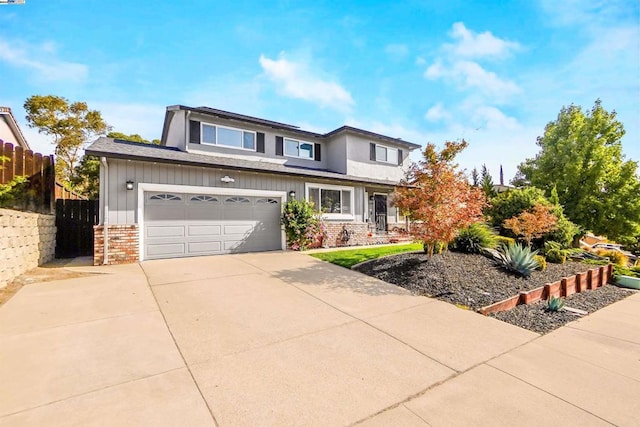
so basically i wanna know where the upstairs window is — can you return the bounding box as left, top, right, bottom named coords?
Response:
left=201, top=123, right=256, bottom=150
left=284, top=138, right=314, bottom=160
left=374, top=144, right=398, bottom=164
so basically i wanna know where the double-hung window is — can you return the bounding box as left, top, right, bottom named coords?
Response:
left=284, top=138, right=314, bottom=160
left=306, top=183, right=354, bottom=218
left=201, top=123, right=256, bottom=151
left=374, top=144, right=398, bottom=164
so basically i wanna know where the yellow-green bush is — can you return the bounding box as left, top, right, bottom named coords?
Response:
left=546, top=248, right=566, bottom=264
left=534, top=255, right=547, bottom=271
left=596, top=249, right=628, bottom=266
left=495, top=236, right=515, bottom=247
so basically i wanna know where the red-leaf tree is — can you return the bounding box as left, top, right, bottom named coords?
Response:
left=503, top=203, right=558, bottom=246
left=394, top=140, right=486, bottom=256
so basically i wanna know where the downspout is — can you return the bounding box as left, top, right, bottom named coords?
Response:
left=101, top=157, right=109, bottom=265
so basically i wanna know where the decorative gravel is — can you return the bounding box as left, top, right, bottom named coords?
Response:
left=354, top=251, right=590, bottom=310
left=354, top=250, right=636, bottom=334
left=490, top=285, right=635, bottom=334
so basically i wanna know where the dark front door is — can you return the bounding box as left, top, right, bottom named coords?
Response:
left=374, top=194, right=387, bottom=232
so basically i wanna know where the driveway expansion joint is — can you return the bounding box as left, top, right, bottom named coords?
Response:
left=141, top=266, right=220, bottom=427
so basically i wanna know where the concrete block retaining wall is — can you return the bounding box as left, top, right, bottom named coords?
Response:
left=0, top=208, right=56, bottom=288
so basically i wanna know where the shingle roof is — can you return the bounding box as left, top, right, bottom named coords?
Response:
left=85, top=137, right=401, bottom=187
left=167, top=105, right=422, bottom=150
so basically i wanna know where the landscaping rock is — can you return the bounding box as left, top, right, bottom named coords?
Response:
left=354, top=251, right=589, bottom=310
left=490, top=285, right=635, bottom=334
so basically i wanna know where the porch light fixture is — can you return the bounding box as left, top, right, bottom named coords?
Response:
left=288, top=190, right=296, bottom=199
left=125, top=180, right=134, bottom=190
left=221, top=175, right=235, bottom=183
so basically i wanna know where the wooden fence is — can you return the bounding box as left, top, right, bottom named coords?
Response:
left=55, top=182, right=86, bottom=200
left=55, top=199, right=100, bottom=258
left=0, top=141, right=55, bottom=213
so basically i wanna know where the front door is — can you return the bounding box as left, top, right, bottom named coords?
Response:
left=374, top=194, right=387, bottom=232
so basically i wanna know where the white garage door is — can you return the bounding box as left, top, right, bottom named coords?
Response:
left=143, top=191, right=282, bottom=260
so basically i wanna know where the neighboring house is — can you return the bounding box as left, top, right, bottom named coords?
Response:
left=0, top=107, right=31, bottom=150
left=85, top=105, right=421, bottom=264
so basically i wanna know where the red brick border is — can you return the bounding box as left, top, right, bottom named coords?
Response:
left=480, top=264, right=614, bottom=315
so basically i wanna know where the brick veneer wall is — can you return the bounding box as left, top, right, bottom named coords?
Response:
left=0, top=208, right=56, bottom=288
left=322, top=221, right=412, bottom=248
left=93, top=225, right=139, bottom=265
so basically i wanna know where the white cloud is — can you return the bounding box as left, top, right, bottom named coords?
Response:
left=469, top=105, right=521, bottom=131
left=454, top=61, right=521, bottom=97
left=259, top=53, right=354, bottom=112
left=424, top=60, right=445, bottom=79
left=425, top=103, right=451, bottom=122
left=447, top=22, right=520, bottom=59
left=0, top=38, right=88, bottom=82
left=425, top=59, right=520, bottom=100
left=423, top=23, right=521, bottom=103
left=384, top=43, right=409, bottom=59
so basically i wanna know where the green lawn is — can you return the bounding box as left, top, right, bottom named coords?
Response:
left=309, top=243, right=423, bottom=268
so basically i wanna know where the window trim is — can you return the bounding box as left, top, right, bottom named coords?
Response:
left=284, top=138, right=315, bottom=160
left=374, top=143, right=398, bottom=164
left=200, top=122, right=257, bottom=152
left=304, top=182, right=355, bottom=220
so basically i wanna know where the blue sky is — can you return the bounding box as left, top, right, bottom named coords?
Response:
left=1, top=0, right=638, bottom=182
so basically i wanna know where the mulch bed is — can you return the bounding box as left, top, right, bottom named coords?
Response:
left=354, top=251, right=589, bottom=310
left=490, top=285, right=635, bottom=334
left=353, top=250, right=636, bottom=334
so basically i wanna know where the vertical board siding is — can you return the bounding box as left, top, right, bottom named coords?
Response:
left=106, top=159, right=385, bottom=225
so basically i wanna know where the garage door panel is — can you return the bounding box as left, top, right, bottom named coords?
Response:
left=186, top=208, right=222, bottom=221
left=144, top=191, right=282, bottom=260
left=188, top=225, right=222, bottom=236
left=188, top=241, right=222, bottom=253
left=146, top=226, right=185, bottom=238
left=146, top=243, right=185, bottom=257
left=223, top=224, right=254, bottom=235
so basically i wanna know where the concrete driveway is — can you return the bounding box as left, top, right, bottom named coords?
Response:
left=1, top=251, right=638, bottom=426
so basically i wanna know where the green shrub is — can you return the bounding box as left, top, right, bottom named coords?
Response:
left=452, top=223, right=497, bottom=254
left=495, top=236, right=515, bottom=247
left=534, top=255, right=547, bottom=271
left=613, top=265, right=640, bottom=278
left=546, top=296, right=565, bottom=312
left=495, top=243, right=540, bottom=277
left=542, top=241, right=563, bottom=254
left=281, top=199, right=325, bottom=251
left=546, top=248, right=567, bottom=264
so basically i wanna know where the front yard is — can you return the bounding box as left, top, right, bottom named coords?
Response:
left=312, top=246, right=636, bottom=334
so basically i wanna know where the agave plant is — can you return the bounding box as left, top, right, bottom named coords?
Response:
left=546, top=296, right=565, bottom=312
left=495, top=243, right=540, bottom=277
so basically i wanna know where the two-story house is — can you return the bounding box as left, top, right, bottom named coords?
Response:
left=86, top=105, right=421, bottom=264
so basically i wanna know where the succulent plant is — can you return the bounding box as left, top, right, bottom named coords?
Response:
left=546, top=296, right=565, bottom=312
left=495, top=243, right=540, bottom=277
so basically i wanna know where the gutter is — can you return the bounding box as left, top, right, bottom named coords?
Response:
left=100, top=157, right=109, bottom=265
